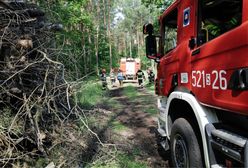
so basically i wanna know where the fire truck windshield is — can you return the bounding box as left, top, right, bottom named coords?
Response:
left=198, top=0, right=242, bottom=45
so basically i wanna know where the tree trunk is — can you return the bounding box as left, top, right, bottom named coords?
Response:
left=88, top=28, right=92, bottom=70
left=108, top=0, right=112, bottom=70
left=130, top=35, right=132, bottom=58
left=95, top=26, right=99, bottom=75
left=137, top=30, right=140, bottom=58
left=81, top=24, right=87, bottom=75
left=95, top=0, right=100, bottom=75
left=103, top=0, right=106, bottom=26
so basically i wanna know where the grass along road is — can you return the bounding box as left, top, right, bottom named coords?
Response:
left=82, top=84, right=169, bottom=168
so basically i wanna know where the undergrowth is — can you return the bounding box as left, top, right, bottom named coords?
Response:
left=111, top=121, right=128, bottom=132
left=88, top=149, right=147, bottom=168
left=77, top=79, right=106, bottom=109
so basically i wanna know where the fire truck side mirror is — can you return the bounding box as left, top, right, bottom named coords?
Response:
left=143, top=23, right=154, bottom=35
left=145, top=35, right=157, bottom=59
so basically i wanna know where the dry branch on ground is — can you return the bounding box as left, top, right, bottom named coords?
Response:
left=0, top=1, right=91, bottom=167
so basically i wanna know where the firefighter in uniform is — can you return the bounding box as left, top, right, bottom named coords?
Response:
left=100, top=69, right=107, bottom=90
left=136, top=69, right=145, bottom=87
left=148, top=70, right=155, bottom=84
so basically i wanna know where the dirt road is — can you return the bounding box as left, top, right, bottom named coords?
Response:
left=85, top=84, right=170, bottom=167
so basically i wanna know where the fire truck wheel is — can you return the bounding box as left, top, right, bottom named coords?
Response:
left=170, top=118, right=203, bottom=168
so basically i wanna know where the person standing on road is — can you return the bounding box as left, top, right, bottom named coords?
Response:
left=148, top=70, right=155, bottom=84
left=110, top=68, right=116, bottom=87
left=100, top=69, right=107, bottom=90
left=117, top=69, right=124, bottom=87
left=136, top=69, right=145, bottom=87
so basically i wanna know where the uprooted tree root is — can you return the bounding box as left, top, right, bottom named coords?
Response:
left=0, top=1, right=103, bottom=167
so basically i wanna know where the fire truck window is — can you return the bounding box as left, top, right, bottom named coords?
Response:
left=163, top=9, right=178, bottom=53
left=198, top=0, right=242, bottom=45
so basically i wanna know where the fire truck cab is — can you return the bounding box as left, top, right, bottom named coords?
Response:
left=144, top=0, right=248, bottom=167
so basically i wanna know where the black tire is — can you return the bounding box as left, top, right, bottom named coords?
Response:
left=170, top=118, right=203, bottom=168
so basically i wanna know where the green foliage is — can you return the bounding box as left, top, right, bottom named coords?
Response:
left=141, top=0, right=174, bottom=9
left=118, top=154, right=147, bottom=168
left=89, top=151, right=147, bottom=168
left=140, top=0, right=174, bottom=38
left=98, top=32, right=111, bottom=70
left=77, top=80, right=105, bottom=109
left=140, top=52, right=152, bottom=70
left=204, top=21, right=221, bottom=37
left=35, top=0, right=116, bottom=79
left=112, top=0, right=161, bottom=68
left=34, top=0, right=167, bottom=80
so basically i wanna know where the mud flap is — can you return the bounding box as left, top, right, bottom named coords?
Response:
left=155, top=128, right=170, bottom=151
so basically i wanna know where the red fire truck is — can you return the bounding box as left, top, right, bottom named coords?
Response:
left=119, top=58, right=141, bottom=80
left=143, top=0, right=248, bottom=167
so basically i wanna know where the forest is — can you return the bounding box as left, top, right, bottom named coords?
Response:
left=0, top=0, right=173, bottom=167
left=31, top=0, right=169, bottom=79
